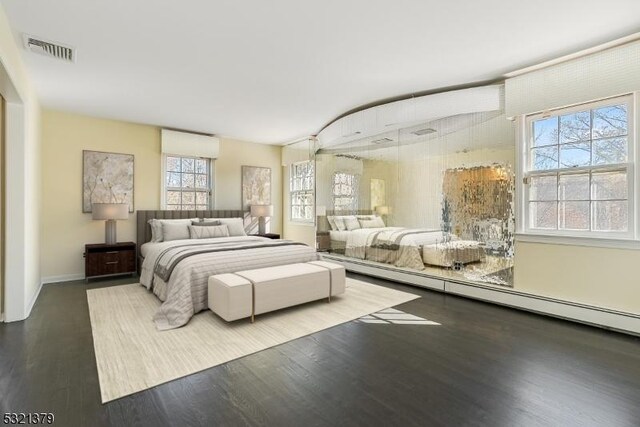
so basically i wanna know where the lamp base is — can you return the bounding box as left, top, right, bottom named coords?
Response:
left=105, top=219, right=117, bottom=245
left=258, top=216, right=266, bottom=235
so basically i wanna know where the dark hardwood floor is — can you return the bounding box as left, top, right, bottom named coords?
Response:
left=1, top=273, right=639, bottom=427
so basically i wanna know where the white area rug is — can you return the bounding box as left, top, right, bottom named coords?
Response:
left=87, top=279, right=419, bottom=403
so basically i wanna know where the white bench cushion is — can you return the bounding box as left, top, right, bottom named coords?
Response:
left=422, top=240, right=485, bottom=267
left=208, top=261, right=346, bottom=322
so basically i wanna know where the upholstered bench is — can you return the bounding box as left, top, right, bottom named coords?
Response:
left=422, top=240, right=485, bottom=267
left=208, top=261, right=346, bottom=322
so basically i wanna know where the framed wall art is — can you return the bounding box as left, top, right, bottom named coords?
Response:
left=241, top=165, right=271, bottom=210
left=83, top=150, right=134, bottom=213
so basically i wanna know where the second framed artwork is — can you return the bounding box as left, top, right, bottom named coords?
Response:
left=241, top=165, right=271, bottom=210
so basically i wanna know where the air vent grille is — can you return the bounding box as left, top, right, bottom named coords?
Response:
left=23, top=34, right=75, bottom=62
left=412, top=128, right=437, bottom=136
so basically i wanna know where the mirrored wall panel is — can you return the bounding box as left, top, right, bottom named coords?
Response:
left=314, top=86, right=515, bottom=286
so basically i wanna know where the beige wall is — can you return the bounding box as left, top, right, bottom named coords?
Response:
left=1, top=2, right=42, bottom=321
left=215, top=138, right=283, bottom=234
left=514, top=242, right=640, bottom=314
left=40, top=110, right=283, bottom=280
left=41, top=110, right=161, bottom=280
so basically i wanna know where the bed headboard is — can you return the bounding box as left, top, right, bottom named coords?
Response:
left=136, top=210, right=248, bottom=259
left=316, top=209, right=374, bottom=233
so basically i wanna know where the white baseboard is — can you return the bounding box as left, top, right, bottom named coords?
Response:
left=25, top=280, right=44, bottom=318
left=323, top=254, right=640, bottom=336
left=41, top=273, right=85, bottom=284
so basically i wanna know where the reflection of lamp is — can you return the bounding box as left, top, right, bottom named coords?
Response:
left=92, top=203, right=129, bottom=245
left=375, top=205, right=390, bottom=225
left=375, top=206, right=389, bottom=216
left=316, top=205, right=327, bottom=217
left=251, top=204, right=273, bottom=235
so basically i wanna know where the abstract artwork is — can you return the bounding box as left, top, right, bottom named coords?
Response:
left=83, top=150, right=134, bottom=213
left=241, top=166, right=271, bottom=210
left=370, top=178, right=386, bottom=210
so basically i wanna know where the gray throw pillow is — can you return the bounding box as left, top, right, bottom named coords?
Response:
left=191, top=220, right=222, bottom=226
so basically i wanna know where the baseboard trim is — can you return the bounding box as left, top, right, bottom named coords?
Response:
left=41, top=273, right=85, bottom=284
left=324, top=255, right=640, bottom=336
left=25, top=280, right=44, bottom=318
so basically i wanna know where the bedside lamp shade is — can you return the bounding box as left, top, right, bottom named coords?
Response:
left=316, top=205, right=327, bottom=216
left=375, top=205, right=390, bottom=216
left=92, top=203, right=129, bottom=244
left=92, top=203, right=129, bottom=220
left=250, top=204, right=274, bottom=218
left=250, top=204, right=273, bottom=235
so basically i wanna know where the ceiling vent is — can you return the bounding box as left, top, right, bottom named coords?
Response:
left=412, top=128, right=437, bottom=136
left=23, top=34, right=75, bottom=62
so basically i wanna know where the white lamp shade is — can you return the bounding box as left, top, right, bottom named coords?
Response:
left=250, top=204, right=273, bottom=217
left=375, top=206, right=390, bottom=216
left=316, top=205, right=327, bottom=216
left=92, top=203, right=129, bottom=220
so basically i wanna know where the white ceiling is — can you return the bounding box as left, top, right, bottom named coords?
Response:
left=2, top=0, right=640, bottom=144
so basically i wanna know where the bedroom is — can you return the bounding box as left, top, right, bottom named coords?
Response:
left=1, top=1, right=640, bottom=426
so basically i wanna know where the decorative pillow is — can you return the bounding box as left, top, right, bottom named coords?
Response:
left=360, top=216, right=385, bottom=228
left=188, top=224, right=230, bottom=239
left=149, top=218, right=197, bottom=242
left=191, top=220, right=222, bottom=226
left=162, top=222, right=192, bottom=241
left=204, top=218, right=247, bottom=237
left=326, top=216, right=338, bottom=231
left=356, top=215, right=376, bottom=221
left=344, top=216, right=361, bottom=231
left=333, top=217, right=346, bottom=231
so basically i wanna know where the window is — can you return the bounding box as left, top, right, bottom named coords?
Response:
left=524, top=95, right=634, bottom=238
left=164, top=155, right=212, bottom=210
left=333, top=172, right=359, bottom=211
left=290, top=161, right=314, bottom=221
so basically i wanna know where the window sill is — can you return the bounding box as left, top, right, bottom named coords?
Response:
left=515, top=233, right=640, bottom=250
left=288, top=220, right=315, bottom=227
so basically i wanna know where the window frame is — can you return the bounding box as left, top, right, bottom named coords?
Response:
left=289, top=160, right=315, bottom=223
left=161, top=154, right=214, bottom=211
left=521, top=94, right=636, bottom=241
left=332, top=171, right=359, bottom=211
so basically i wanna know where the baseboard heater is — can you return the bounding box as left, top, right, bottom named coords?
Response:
left=323, top=254, right=640, bottom=336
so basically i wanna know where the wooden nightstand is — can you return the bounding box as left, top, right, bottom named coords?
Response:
left=250, top=233, right=280, bottom=240
left=84, top=242, right=136, bottom=281
left=316, top=232, right=331, bottom=252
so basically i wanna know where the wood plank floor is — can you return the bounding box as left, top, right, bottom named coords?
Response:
left=1, top=273, right=639, bottom=427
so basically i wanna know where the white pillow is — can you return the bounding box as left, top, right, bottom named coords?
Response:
left=356, top=215, right=376, bottom=221
left=326, top=216, right=338, bottom=231
left=334, top=217, right=346, bottom=231
left=188, top=224, right=230, bottom=239
left=360, top=216, right=385, bottom=228
left=162, top=222, right=192, bottom=241
left=204, top=218, right=247, bottom=237
left=149, top=218, right=198, bottom=242
left=344, top=216, right=361, bottom=231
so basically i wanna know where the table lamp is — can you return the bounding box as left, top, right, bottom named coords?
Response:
left=251, top=204, right=273, bottom=235
left=92, top=203, right=129, bottom=244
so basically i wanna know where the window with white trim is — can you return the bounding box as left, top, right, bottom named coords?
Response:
left=290, top=161, right=314, bottom=222
left=333, top=172, right=359, bottom=211
left=523, top=95, right=634, bottom=238
left=164, top=155, right=213, bottom=210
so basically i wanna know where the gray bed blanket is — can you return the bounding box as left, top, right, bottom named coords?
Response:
left=140, top=236, right=320, bottom=330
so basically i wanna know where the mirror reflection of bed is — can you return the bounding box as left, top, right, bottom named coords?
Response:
left=314, top=107, right=516, bottom=287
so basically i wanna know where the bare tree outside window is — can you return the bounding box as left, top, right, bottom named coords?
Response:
left=526, top=96, right=632, bottom=236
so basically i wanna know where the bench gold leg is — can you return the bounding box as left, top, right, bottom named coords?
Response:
left=251, top=314, right=255, bottom=323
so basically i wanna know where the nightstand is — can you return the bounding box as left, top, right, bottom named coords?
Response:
left=84, top=242, right=136, bottom=281
left=316, top=231, right=331, bottom=252
left=250, top=233, right=280, bottom=240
